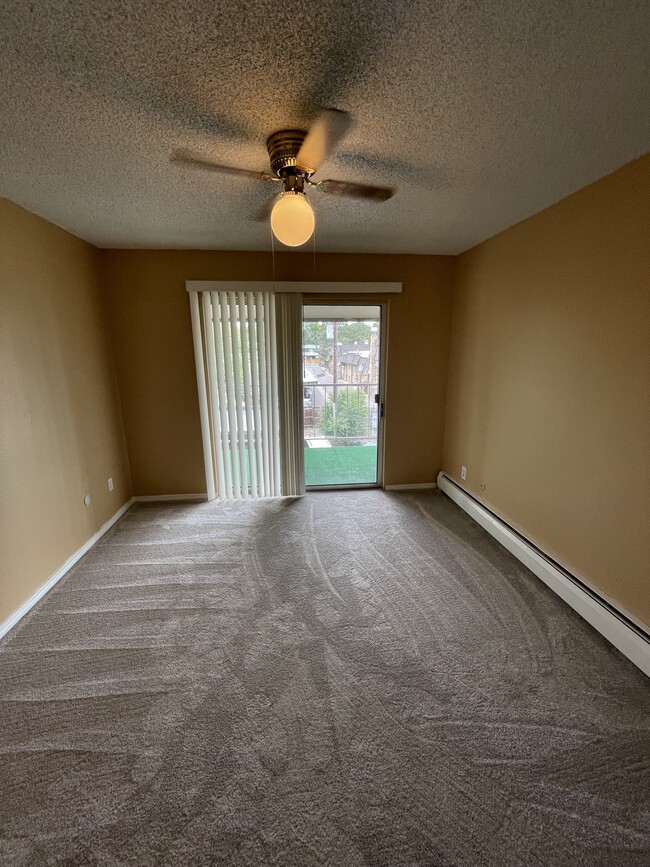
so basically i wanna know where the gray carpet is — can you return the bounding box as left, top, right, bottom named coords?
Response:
left=1, top=491, right=649, bottom=866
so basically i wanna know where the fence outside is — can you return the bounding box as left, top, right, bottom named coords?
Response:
left=303, top=382, right=379, bottom=442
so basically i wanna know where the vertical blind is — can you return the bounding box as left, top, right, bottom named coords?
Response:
left=275, top=292, right=306, bottom=497
left=191, top=290, right=281, bottom=499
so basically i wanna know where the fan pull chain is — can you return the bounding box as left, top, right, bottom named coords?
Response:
left=270, top=222, right=276, bottom=290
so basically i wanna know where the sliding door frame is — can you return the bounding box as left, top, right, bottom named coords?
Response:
left=187, top=282, right=400, bottom=498
left=303, top=300, right=388, bottom=492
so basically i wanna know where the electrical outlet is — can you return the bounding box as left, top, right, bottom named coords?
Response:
left=108, top=477, right=114, bottom=492
left=461, top=466, right=467, bottom=480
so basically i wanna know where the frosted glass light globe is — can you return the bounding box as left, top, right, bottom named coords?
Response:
left=271, top=191, right=315, bottom=247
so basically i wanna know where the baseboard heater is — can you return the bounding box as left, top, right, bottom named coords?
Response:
left=436, top=472, right=649, bottom=678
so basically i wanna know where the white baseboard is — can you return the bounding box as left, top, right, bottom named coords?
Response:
left=437, top=473, right=649, bottom=677
left=133, top=494, right=208, bottom=502
left=385, top=483, right=438, bottom=491
left=0, top=497, right=135, bottom=642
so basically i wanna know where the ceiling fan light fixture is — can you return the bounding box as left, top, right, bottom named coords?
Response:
left=270, top=190, right=315, bottom=247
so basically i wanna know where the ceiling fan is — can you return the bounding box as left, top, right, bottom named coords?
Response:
left=172, top=109, right=394, bottom=247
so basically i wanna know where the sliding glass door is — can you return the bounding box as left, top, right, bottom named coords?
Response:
left=302, top=304, right=384, bottom=488
left=190, top=285, right=393, bottom=499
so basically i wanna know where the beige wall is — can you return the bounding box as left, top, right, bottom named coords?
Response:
left=100, top=251, right=455, bottom=494
left=0, top=199, right=132, bottom=624
left=443, top=155, right=650, bottom=626
left=5, top=155, right=647, bottom=630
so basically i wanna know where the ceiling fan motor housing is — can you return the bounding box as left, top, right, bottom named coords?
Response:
left=267, top=130, right=308, bottom=177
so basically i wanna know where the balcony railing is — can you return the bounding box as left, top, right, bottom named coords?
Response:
left=303, top=382, right=379, bottom=442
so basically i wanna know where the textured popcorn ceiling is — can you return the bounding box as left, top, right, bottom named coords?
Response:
left=1, top=1, right=648, bottom=253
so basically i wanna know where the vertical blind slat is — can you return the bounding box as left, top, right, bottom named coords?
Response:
left=201, top=293, right=226, bottom=499
left=211, top=292, right=233, bottom=499
left=219, top=291, right=241, bottom=497
left=275, top=292, right=305, bottom=497
left=247, top=293, right=265, bottom=497
left=238, top=292, right=258, bottom=498
left=268, top=293, right=281, bottom=496
left=263, top=292, right=276, bottom=495
left=228, top=292, right=248, bottom=499
left=257, top=293, right=271, bottom=497
left=189, top=292, right=216, bottom=500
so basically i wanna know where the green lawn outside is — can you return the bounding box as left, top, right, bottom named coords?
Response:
left=225, top=444, right=378, bottom=488
left=304, top=445, right=377, bottom=487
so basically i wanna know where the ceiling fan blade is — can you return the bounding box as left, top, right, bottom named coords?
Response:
left=295, top=109, right=352, bottom=174
left=312, top=178, right=394, bottom=202
left=172, top=150, right=276, bottom=181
